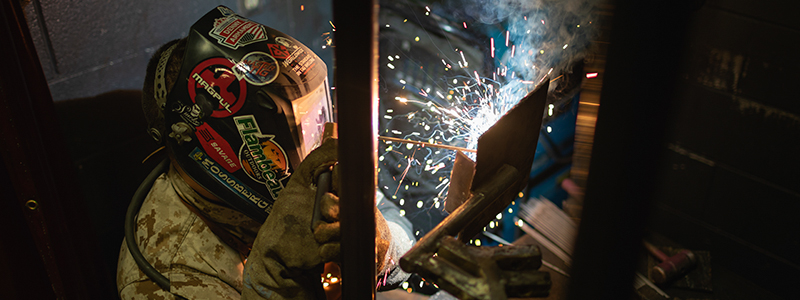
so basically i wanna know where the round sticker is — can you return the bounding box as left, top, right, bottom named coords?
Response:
left=187, top=57, right=248, bottom=118
left=234, top=51, right=280, bottom=86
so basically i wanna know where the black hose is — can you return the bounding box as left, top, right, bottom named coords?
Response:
left=125, top=158, right=171, bottom=291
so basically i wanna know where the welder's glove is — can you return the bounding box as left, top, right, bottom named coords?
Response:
left=241, top=138, right=392, bottom=300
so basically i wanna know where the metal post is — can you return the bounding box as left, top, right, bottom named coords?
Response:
left=333, top=0, right=379, bottom=298
left=566, top=1, right=692, bottom=299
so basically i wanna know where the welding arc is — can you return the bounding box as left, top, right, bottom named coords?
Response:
left=378, top=136, right=477, bottom=153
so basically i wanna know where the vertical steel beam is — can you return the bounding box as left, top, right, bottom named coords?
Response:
left=333, top=0, right=379, bottom=298
left=566, top=1, right=692, bottom=299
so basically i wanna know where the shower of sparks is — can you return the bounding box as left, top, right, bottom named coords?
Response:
left=378, top=2, right=593, bottom=215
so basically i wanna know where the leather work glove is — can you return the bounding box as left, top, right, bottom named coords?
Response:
left=242, top=138, right=393, bottom=300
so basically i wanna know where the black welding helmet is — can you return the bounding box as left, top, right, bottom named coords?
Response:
left=157, top=6, right=331, bottom=223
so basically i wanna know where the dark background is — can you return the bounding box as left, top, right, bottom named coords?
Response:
left=1, top=0, right=798, bottom=299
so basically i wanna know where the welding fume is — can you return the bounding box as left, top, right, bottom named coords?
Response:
left=118, top=6, right=415, bottom=299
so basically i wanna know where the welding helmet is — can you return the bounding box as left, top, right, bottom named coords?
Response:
left=156, top=6, right=332, bottom=223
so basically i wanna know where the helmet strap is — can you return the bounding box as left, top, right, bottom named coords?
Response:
left=151, top=42, right=179, bottom=143
left=154, top=42, right=178, bottom=111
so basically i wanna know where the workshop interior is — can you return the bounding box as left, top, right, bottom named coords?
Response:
left=1, top=0, right=798, bottom=299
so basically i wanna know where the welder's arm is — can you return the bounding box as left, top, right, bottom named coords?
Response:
left=376, top=191, right=416, bottom=289
left=241, top=139, right=394, bottom=300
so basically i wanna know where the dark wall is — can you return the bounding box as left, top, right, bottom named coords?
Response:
left=17, top=0, right=333, bottom=296
left=22, top=0, right=333, bottom=101
left=648, top=0, right=800, bottom=299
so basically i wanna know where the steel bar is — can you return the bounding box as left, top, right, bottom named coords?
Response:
left=566, top=1, right=691, bottom=299
left=332, top=0, right=379, bottom=298
left=378, top=136, right=478, bottom=153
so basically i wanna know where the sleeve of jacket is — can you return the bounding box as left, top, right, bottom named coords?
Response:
left=375, top=190, right=416, bottom=289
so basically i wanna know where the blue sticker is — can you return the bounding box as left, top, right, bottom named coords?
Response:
left=234, top=51, right=280, bottom=86
left=190, top=148, right=273, bottom=215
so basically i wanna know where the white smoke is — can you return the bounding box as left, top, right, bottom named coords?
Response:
left=450, top=0, right=599, bottom=82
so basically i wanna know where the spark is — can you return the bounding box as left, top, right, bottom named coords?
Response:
left=490, top=38, right=495, bottom=58
left=376, top=3, right=591, bottom=213
left=394, top=156, right=413, bottom=196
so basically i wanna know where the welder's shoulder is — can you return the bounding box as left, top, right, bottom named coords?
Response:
left=117, top=173, right=243, bottom=299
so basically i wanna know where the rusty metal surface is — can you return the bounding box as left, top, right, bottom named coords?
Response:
left=444, top=151, right=476, bottom=213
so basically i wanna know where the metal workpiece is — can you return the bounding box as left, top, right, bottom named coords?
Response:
left=460, top=80, right=549, bottom=241
left=431, top=236, right=550, bottom=300
left=400, top=81, right=551, bottom=299
left=400, top=165, right=551, bottom=300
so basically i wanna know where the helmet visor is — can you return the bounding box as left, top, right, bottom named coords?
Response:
left=291, top=77, right=332, bottom=159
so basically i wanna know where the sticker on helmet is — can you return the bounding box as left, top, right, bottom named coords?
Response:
left=234, top=115, right=289, bottom=199
left=267, top=43, right=290, bottom=60
left=210, top=15, right=268, bottom=50
left=195, top=123, right=241, bottom=173
left=171, top=102, right=204, bottom=127
left=234, top=52, right=279, bottom=86
left=217, top=6, right=235, bottom=16
left=188, top=58, right=247, bottom=118
left=190, top=148, right=273, bottom=215
left=270, top=37, right=317, bottom=78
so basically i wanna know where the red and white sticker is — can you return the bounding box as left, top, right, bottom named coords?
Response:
left=267, top=43, right=291, bottom=60
left=210, top=15, right=268, bottom=50
left=187, top=57, right=247, bottom=118
left=195, top=123, right=241, bottom=173
left=272, top=37, right=317, bottom=78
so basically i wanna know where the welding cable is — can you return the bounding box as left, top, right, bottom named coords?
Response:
left=125, top=158, right=171, bottom=291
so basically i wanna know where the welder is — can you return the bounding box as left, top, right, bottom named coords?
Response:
left=116, top=6, right=414, bottom=299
